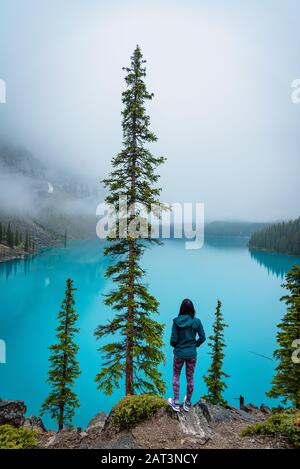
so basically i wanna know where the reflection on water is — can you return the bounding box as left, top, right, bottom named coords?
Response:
left=0, top=252, right=48, bottom=280
left=0, top=255, right=35, bottom=279
left=2, top=241, right=300, bottom=283
left=0, top=241, right=107, bottom=282
left=249, top=249, right=300, bottom=279
left=205, top=235, right=249, bottom=249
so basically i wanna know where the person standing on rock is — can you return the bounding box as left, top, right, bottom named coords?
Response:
left=168, top=299, right=206, bottom=412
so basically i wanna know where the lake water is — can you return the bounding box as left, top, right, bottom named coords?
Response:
left=0, top=237, right=299, bottom=429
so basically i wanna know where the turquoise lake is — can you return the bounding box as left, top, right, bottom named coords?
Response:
left=0, top=237, right=299, bottom=429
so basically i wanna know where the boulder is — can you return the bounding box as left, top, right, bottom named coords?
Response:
left=0, top=399, right=26, bottom=427
left=197, top=399, right=234, bottom=423
left=175, top=405, right=213, bottom=443
left=87, top=411, right=107, bottom=431
left=197, top=399, right=260, bottom=423
left=45, top=428, right=82, bottom=449
left=23, top=416, right=46, bottom=433
left=260, top=404, right=272, bottom=415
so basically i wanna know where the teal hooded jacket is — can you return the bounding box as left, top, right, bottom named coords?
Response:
left=170, top=314, right=206, bottom=359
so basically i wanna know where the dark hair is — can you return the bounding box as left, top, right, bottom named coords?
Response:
left=179, top=299, right=195, bottom=318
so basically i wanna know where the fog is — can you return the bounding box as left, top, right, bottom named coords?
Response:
left=0, top=171, right=37, bottom=215
left=0, top=0, right=300, bottom=221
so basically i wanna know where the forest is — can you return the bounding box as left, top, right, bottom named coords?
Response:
left=249, top=218, right=300, bottom=255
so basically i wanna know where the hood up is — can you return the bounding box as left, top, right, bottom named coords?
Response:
left=174, top=314, right=194, bottom=328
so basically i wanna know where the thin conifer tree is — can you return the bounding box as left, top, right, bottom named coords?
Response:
left=267, top=264, right=300, bottom=408
left=95, top=46, right=166, bottom=396
left=203, top=300, right=229, bottom=406
left=6, top=223, right=14, bottom=248
left=41, top=278, right=80, bottom=430
left=24, top=231, right=30, bottom=252
left=15, top=227, right=19, bottom=246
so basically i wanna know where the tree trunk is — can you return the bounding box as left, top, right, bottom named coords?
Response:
left=125, top=65, right=139, bottom=396
left=58, top=306, right=69, bottom=430
left=58, top=403, right=64, bottom=431
left=125, top=239, right=135, bottom=395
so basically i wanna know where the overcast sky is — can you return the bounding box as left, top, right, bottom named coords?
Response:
left=0, top=0, right=300, bottom=221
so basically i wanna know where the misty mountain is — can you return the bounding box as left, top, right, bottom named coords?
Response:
left=0, top=143, right=46, bottom=179
left=0, top=142, right=102, bottom=240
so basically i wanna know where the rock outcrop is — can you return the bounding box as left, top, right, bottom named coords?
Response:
left=72, top=400, right=270, bottom=450
left=1, top=398, right=290, bottom=449
left=23, top=416, right=47, bottom=434
left=87, top=411, right=107, bottom=431
left=0, top=400, right=26, bottom=427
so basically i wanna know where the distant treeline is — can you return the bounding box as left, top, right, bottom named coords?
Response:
left=0, top=222, right=34, bottom=252
left=249, top=217, right=300, bottom=255
left=205, top=221, right=270, bottom=237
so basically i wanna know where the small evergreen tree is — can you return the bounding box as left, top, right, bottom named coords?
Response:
left=24, top=231, right=30, bottom=252
left=95, top=46, right=166, bottom=396
left=267, top=264, right=300, bottom=408
left=6, top=223, right=14, bottom=248
left=15, top=227, right=19, bottom=246
left=0, top=223, right=3, bottom=244
left=203, top=300, right=229, bottom=406
left=41, top=278, right=80, bottom=430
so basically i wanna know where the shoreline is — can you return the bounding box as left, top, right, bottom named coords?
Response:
left=248, top=246, right=300, bottom=257
left=0, top=245, right=31, bottom=264
left=0, top=242, right=62, bottom=264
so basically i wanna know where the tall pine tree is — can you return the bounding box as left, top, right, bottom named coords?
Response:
left=41, top=278, right=80, bottom=430
left=0, top=223, right=3, bottom=244
left=203, top=300, right=229, bottom=406
left=95, top=46, right=166, bottom=396
left=267, top=264, right=300, bottom=408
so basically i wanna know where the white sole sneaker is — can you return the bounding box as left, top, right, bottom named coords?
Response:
left=168, top=398, right=180, bottom=412
left=183, top=396, right=191, bottom=412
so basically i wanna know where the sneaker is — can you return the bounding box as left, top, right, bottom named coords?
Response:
left=183, top=396, right=192, bottom=412
left=167, top=398, right=180, bottom=412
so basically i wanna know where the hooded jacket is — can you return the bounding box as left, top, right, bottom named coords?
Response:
left=170, top=314, right=206, bottom=359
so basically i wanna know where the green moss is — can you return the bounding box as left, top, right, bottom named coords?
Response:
left=241, top=409, right=300, bottom=448
left=112, top=394, right=167, bottom=429
left=0, top=424, right=38, bottom=449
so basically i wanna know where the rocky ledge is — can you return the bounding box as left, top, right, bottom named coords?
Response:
left=0, top=398, right=292, bottom=450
